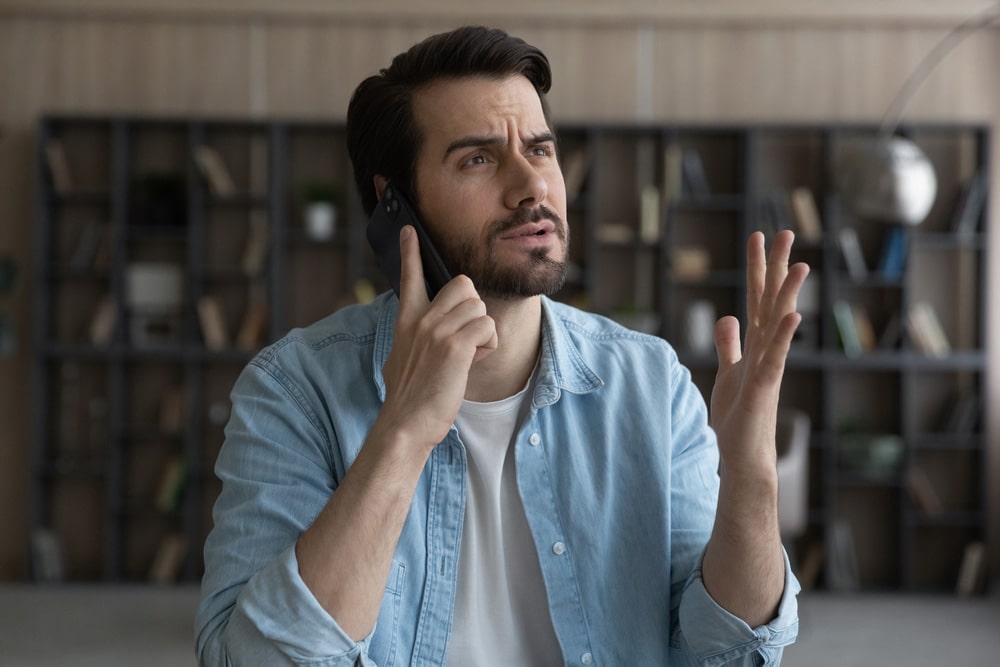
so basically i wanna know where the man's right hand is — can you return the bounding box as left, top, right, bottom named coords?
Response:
left=296, top=226, right=496, bottom=642
left=377, top=225, right=498, bottom=452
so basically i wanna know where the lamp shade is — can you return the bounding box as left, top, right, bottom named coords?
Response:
left=834, top=136, right=937, bottom=226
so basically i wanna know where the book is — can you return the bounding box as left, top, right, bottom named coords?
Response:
left=236, top=300, right=268, bottom=351
left=906, top=466, right=943, bottom=516
left=70, top=223, right=106, bottom=271
left=956, top=541, right=987, bottom=596
left=941, top=388, right=980, bottom=433
left=681, top=149, right=711, bottom=197
left=662, top=144, right=683, bottom=204
left=788, top=187, right=823, bottom=242
left=149, top=533, right=189, bottom=584
left=877, top=311, right=902, bottom=350
left=45, top=140, right=74, bottom=194
left=950, top=172, right=988, bottom=238
left=875, top=226, right=908, bottom=280
left=639, top=185, right=661, bottom=243
left=906, top=301, right=951, bottom=357
left=562, top=147, right=590, bottom=202
left=155, top=456, right=187, bottom=513
left=838, top=227, right=867, bottom=280
left=852, top=305, right=877, bottom=352
left=833, top=299, right=862, bottom=358
left=194, top=146, right=237, bottom=198
left=671, top=246, right=711, bottom=279
left=197, top=295, right=229, bottom=350
left=88, top=296, right=117, bottom=345
left=241, top=212, right=269, bottom=276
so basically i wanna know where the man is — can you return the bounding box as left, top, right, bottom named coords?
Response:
left=197, top=25, right=806, bottom=666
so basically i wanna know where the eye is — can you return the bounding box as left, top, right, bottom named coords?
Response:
left=528, top=145, right=554, bottom=158
left=463, top=153, right=488, bottom=167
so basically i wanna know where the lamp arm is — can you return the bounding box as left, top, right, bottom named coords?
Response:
left=879, top=1, right=1000, bottom=135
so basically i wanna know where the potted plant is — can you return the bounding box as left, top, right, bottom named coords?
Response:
left=302, top=183, right=340, bottom=241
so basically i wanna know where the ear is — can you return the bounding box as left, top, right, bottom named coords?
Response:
left=373, top=175, right=389, bottom=201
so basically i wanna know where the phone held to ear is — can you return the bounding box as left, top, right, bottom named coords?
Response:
left=366, top=184, right=453, bottom=300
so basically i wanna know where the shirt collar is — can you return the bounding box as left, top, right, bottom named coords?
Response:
left=371, top=294, right=604, bottom=405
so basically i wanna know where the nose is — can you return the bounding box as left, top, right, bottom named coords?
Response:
left=503, top=152, right=549, bottom=210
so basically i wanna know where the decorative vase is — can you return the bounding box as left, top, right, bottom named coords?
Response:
left=304, top=202, right=336, bottom=241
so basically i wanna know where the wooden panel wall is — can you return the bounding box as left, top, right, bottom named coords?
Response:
left=1, top=1, right=998, bottom=580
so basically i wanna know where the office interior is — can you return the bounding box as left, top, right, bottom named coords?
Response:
left=0, top=2, right=998, bottom=665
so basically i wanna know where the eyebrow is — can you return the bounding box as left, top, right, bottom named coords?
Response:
left=441, top=131, right=557, bottom=163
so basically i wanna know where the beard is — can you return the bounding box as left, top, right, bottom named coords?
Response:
left=434, top=205, right=568, bottom=300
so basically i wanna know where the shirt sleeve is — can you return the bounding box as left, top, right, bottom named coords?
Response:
left=665, top=352, right=800, bottom=665
left=677, top=551, right=801, bottom=666
left=194, top=358, right=374, bottom=667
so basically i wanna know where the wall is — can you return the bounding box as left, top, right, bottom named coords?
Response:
left=1, top=0, right=998, bottom=580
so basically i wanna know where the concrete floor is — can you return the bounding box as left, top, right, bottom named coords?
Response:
left=784, top=592, right=1000, bottom=667
left=1, top=585, right=999, bottom=666
left=0, top=585, right=198, bottom=667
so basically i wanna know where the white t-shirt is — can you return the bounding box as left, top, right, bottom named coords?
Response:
left=446, top=384, right=563, bottom=666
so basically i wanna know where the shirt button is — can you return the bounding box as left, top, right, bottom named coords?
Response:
left=581, top=652, right=593, bottom=665
left=529, top=433, right=541, bottom=446
left=552, top=541, right=566, bottom=555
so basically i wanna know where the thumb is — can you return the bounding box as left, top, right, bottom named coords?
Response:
left=714, top=315, right=742, bottom=369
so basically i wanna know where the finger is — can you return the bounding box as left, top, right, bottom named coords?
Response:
left=714, top=315, right=742, bottom=370
left=430, top=293, right=490, bottom=337
left=772, top=262, right=810, bottom=323
left=398, top=225, right=429, bottom=312
left=469, top=317, right=499, bottom=364
left=746, top=232, right=766, bottom=327
left=478, top=328, right=499, bottom=358
left=755, top=259, right=809, bottom=342
left=433, top=306, right=497, bottom=364
left=759, top=230, right=793, bottom=324
left=755, top=311, right=802, bottom=386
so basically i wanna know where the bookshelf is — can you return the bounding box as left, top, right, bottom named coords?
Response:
left=31, top=116, right=989, bottom=591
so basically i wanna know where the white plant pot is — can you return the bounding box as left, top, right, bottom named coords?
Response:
left=304, top=202, right=336, bottom=241
left=683, top=300, right=716, bottom=353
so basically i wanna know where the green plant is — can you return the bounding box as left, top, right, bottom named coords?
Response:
left=302, top=182, right=340, bottom=204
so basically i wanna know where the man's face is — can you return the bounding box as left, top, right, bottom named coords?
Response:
left=409, top=74, right=568, bottom=300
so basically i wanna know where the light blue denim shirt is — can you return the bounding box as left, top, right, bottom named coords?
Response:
left=196, top=293, right=799, bottom=666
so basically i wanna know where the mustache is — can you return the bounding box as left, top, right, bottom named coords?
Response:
left=488, top=205, right=566, bottom=241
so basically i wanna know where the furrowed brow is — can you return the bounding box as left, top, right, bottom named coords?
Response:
left=442, top=135, right=505, bottom=163
left=527, top=132, right=557, bottom=147
left=441, top=131, right=557, bottom=162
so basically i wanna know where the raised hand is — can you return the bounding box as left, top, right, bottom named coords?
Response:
left=709, top=230, right=809, bottom=478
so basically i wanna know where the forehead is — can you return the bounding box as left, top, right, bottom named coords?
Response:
left=412, top=75, right=549, bottom=148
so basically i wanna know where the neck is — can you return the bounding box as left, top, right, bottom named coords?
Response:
left=464, top=295, right=544, bottom=403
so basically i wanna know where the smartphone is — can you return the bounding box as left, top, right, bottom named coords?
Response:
left=366, top=183, right=453, bottom=300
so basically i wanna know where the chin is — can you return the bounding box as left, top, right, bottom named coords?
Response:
left=476, top=259, right=567, bottom=300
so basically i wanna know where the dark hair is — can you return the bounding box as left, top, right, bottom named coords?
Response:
left=346, top=26, right=552, bottom=216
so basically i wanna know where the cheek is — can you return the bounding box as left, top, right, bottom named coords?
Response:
left=421, top=191, right=487, bottom=247
left=544, top=168, right=568, bottom=211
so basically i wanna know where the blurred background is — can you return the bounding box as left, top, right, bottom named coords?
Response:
left=0, top=1, right=998, bottom=665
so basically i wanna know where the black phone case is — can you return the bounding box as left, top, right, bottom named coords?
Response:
left=366, top=184, right=453, bottom=299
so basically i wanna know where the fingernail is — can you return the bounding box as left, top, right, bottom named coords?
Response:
left=400, top=226, right=412, bottom=241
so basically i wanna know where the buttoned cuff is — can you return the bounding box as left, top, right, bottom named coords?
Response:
left=678, top=550, right=800, bottom=666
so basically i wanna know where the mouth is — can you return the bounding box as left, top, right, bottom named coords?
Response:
left=499, top=221, right=557, bottom=240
